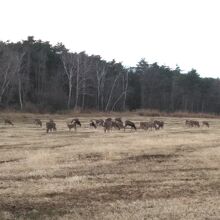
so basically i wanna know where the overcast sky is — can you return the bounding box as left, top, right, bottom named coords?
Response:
left=1, top=0, right=220, bottom=78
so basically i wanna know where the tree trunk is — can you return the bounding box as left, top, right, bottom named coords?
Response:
left=74, top=56, right=80, bottom=111
left=105, top=73, right=121, bottom=111
left=67, top=80, right=72, bottom=109
left=18, top=77, right=23, bottom=110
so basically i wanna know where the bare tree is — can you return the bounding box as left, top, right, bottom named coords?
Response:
left=0, top=46, right=24, bottom=105
left=16, top=52, right=26, bottom=110
left=74, top=52, right=95, bottom=110
left=61, top=52, right=77, bottom=109
left=95, top=59, right=107, bottom=111
left=105, top=72, right=121, bottom=111
left=111, top=70, right=129, bottom=111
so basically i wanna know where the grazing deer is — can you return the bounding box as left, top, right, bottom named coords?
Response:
left=154, top=120, right=164, bottom=130
left=140, top=122, right=156, bottom=131
left=95, top=119, right=104, bottom=127
left=202, top=121, right=209, bottom=127
left=34, top=119, right=42, bottom=127
left=46, top=120, right=56, bottom=133
left=70, top=118, right=81, bottom=127
left=193, top=120, right=200, bottom=127
left=67, top=122, right=77, bottom=131
left=4, top=119, right=14, bottom=126
left=185, top=120, right=200, bottom=127
left=115, top=120, right=124, bottom=129
left=90, top=120, right=97, bottom=129
left=115, top=117, right=122, bottom=123
left=124, top=120, right=136, bottom=131
left=104, top=119, right=112, bottom=132
left=111, top=121, right=121, bottom=130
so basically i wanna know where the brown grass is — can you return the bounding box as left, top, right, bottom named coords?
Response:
left=0, top=113, right=220, bottom=219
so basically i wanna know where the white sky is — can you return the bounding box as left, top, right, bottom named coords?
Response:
left=1, top=0, right=220, bottom=78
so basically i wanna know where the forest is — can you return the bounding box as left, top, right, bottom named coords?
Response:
left=0, top=36, right=220, bottom=113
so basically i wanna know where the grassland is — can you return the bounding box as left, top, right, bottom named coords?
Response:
left=0, top=113, right=220, bottom=219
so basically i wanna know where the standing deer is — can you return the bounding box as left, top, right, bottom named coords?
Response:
left=70, top=118, right=81, bottom=127
left=67, top=122, right=77, bottom=131
left=90, top=120, right=97, bottom=129
left=115, top=117, right=122, bottom=123
left=95, top=119, right=104, bottom=127
left=103, top=119, right=112, bottom=132
left=34, top=119, right=42, bottom=127
left=154, top=120, right=164, bottom=130
left=140, top=121, right=156, bottom=131
left=46, top=120, right=56, bottom=133
left=111, top=121, right=121, bottom=130
left=185, top=120, right=200, bottom=127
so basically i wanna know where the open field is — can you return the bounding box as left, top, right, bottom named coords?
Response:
left=0, top=114, right=220, bottom=219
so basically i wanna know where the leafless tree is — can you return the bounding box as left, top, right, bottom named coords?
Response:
left=95, top=59, right=107, bottom=110
left=0, top=46, right=24, bottom=105
left=61, top=52, right=77, bottom=109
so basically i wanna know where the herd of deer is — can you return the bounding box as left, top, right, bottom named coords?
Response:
left=2, top=117, right=210, bottom=133
left=185, top=119, right=209, bottom=128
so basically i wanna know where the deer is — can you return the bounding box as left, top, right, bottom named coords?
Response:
left=4, top=119, right=14, bottom=126
left=140, top=121, right=156, bottom=131
left=46, top=120, right=56, bottom=133
left=90, top=120, right=97, bottom=129
left=70, top=118, right=81, bottom=127
left=92, top=119, right=104, bottom=127
left=34, top=118, right=42, bottom=127
left=185, top=120, right=200, bottom=127
left=103, top=119, right=112, bottom=133
left=202, top=121, right=209, bottom=127
left=111, top=121, right=121, bottom=130
left=185, top=120, right=192, bottom=127
left=154, top=120, right=164, bottom=130
left=67, top=121, right=77, bottom=131
left=124, top=120, right=136, bottom=131
left=115, top=117, right=123, bottom=123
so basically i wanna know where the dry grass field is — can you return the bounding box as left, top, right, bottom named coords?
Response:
left=0, top=113, right=220, bottom=220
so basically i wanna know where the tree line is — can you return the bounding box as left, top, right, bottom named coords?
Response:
left=0, top=37, right=220, bottom=113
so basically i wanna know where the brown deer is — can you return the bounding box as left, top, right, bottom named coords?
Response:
left=104, top=119, right=112, bottom=132
left=70, top=118, right=81, bottom=127
left=67, top=122, right=77, bottom=131
left=46, top=120, right=56, bottom=133
left=34, top=119, right=42, bottom=127
left=116, top=120, right=124, bottom=129
left=154, top=120, right=164, bottom=130
left=93, top=119, right=104, bottom=127
left=124, top=120, right=136, bottom=131
left=90, top=120, right=97, bottom=129
left=193, top=121, right=200, bottom=127
left=4, top=119, right=14, bottom=126
left=185, top=120, right=200, bottom=127
left=111, top=121, right=121, bottom=130
left=140, top=122, right=156, bottom=131
left=202, top=121, right=209, bottom=127
left=115, top=117, right=122, bottom=123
